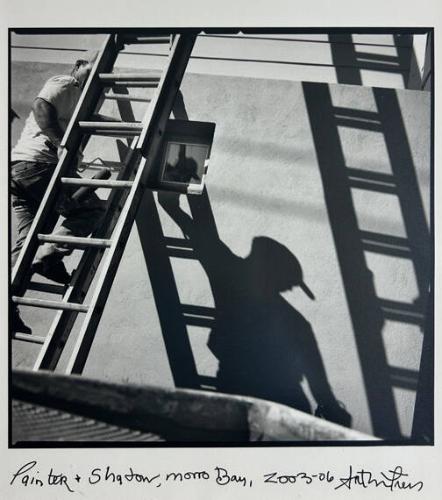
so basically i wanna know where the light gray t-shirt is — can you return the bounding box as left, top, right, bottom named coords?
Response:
left=11, top=75, right=81, bottom=163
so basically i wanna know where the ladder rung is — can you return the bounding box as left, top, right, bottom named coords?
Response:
left=79, top=121, right=142, bottom=129
left=12, top=333, right=46, bottom=345
left=12, top=296, right=89, bottom=313
left=78, top=121, right=143, bottom=137
left=27, top=282, right=67, bottom=294
left=104, top=92, right=151, bottom=103
left=120, top=36, right=171, bottom=45
left=99, top=72, right=161, bottom=82
left=81, top=160, right=123, bottom=170
left=99, top=72, right=161, bottom=87
left=102, top=81, right=160, bottom=89
left=61, top=178, right=134, bottom=189
left=37, top=234, right=113, bottom=248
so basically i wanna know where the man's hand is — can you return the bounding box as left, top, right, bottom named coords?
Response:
left=57, top=146, right=84, bottom=170
left=75, top=151, right=84, bottom=170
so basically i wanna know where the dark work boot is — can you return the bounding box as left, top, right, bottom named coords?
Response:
left=11, top=306, right=32, bottom=336
left=31, top=259, right=71, bottom=284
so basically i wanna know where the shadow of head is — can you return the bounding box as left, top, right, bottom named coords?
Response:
left=248, top=237, right=315, bottom=299
left=165, top=145, right=200, bottom=183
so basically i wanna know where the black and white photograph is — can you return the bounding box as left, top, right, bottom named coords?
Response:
left=2, top=0, right=441, bottom=496
left=9, top=28, right=433, bottom=446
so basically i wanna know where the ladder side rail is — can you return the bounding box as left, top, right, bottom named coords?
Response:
left=34, top=31, right=189, bottom=370
left=11, top=35, right=119, bottom=293
left=61, top=35, right=119, bottom=150
left=65, top=34, right=197, bottom=375
left=136, top=34, right=196, bottom=157
left=303, top=81, right=402, bottom=436
left=65, top=156, right=146, bottom=374
left=33, top=139, right=140, bottom=371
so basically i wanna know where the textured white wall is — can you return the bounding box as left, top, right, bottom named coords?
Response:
left=11, top=32, right=417, bottom=88
left=10, top=44, right=431, bottom=439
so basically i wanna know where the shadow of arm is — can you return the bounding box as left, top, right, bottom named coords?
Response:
left=302, top=329, right=353, bottom=428
left=158, top=191, right=195, bottom=237
left=158, top=191, right=237, bottom=263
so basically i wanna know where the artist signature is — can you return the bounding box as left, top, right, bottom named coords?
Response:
left=334, top=465, right=423, bottom=492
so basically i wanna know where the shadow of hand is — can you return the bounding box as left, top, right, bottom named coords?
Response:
left=315, top=400, right=352, bottom=428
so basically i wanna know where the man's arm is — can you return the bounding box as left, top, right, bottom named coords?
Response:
left=301, top=330, right=352, bottom=427
left=33, top=97, right=84, bottom=167
left=32, top=98, right=64, bottom=150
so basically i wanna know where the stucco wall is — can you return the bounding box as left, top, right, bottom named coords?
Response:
left=10, top=61, right=431, bottom=439
left=11, top=33, right=418, bottom=89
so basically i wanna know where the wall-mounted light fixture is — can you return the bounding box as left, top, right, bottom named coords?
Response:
left=151, top=119, right=215, bottom=195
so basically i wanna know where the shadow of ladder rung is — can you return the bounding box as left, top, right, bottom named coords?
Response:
left=350, top=50, right=405, bottom=75
left=113, top=91, right=204, bottom=390
left=303, top=79, right=430, bottom=437
left=162, top=236, right=218, bottom=389
left=163, top=238, right=217, bottom=328
left=329, top=33, right=412, bottom=86
left=181, top=303, right=216, bottom=329
left=331, top=104, right=424, bottom=395
left=181, top=302, right=218, bottom=390
left=164, top=236, right=195, bottom=259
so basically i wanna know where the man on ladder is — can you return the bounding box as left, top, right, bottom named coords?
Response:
left=11, top=50, right=106, bottom=334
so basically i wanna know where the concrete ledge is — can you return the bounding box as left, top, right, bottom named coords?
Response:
left=12, top=369, right=376, bottom=443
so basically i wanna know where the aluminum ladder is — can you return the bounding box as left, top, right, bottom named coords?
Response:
left=11, top=32, right=196, bottom=375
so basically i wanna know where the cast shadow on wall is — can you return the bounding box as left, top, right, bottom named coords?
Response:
left=328, top=33, right=420, bottom=88
left=158, top=190, right=352, bottom=428
left=302, top=80, right=432, bottom=440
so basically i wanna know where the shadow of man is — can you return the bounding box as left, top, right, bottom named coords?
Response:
left=159, top=191, right=352, bottom=428
left=164, top=144, right=200, bottom=183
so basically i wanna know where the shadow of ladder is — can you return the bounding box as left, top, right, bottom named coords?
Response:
left=116, top=96, right=216, bottom=391
left=329, top=33, right=417, bottom=89
left=303, top=82, right=432, bottom=439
